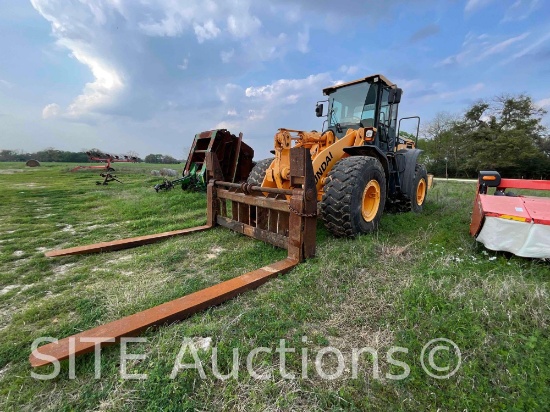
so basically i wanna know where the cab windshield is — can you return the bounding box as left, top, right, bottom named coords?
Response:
left=328, top=82, right=378, bottom=128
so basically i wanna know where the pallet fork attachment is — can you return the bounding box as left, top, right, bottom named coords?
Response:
left=31, top=148, right=317, bottom=368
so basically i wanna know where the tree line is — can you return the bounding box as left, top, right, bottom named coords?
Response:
left=0, top=148, right=182, bottom=164
left=0, top=148, right=91, bottom=163
left=415, top=94, right=550, bottom=179
left=143, top=154, right=180, bottom=164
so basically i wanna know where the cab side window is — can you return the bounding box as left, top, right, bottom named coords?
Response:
left=378, top=89, right=390, bottom=150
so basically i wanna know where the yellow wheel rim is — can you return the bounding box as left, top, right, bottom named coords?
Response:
left=362, top=180, right=381, bottom=222
left=416, top=178, right=426, bottom=205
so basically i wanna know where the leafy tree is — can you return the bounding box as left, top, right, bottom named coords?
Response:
left=460, top=96, right=549, bottom=178
left=162, top=155, right=179, bottom=164
left=420, top=95, right=550, bottom=178
left=144, top=154, right=163, bottom=163
left=144, top=154, right=180, bottom=164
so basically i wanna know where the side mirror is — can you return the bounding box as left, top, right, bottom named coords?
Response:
left=315, top=103, right=324, bottom=117
left=388, top=88, right=403, bottom=104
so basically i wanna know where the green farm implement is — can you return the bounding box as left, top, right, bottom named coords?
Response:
left=154, top=129, right=254, bottom=192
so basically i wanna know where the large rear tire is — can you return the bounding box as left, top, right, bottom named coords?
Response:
left=247, top=157, right=274, bottom=186
left=410, top=163, right=428, bottom=213
left=321, top=156, right=387, bottom=237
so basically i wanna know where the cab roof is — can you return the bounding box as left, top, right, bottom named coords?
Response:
left=322, top=74, right=395, bottom=95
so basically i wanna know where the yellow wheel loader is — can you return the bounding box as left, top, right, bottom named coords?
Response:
left=247, top=74, right=428, bottom=237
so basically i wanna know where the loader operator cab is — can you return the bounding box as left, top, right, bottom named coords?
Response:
left=317, top=74, right=402, bottom=153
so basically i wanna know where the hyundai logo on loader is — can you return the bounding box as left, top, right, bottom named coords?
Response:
left=315, top=152, right=334, bottom=184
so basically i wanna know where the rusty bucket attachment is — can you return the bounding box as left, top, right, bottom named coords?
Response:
left=32, top=147, right=316, bottom=368
left=155, top=129, right=255, bottom=192
left=470, top=171, right=550, bottom=258
left=186, top=129, right=255, bottom=185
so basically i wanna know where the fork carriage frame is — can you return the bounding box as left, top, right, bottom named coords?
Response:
left=31, top=148, right=317, bottom=368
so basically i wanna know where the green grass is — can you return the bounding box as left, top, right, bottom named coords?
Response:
left=0, top=162, right=548, bottom=411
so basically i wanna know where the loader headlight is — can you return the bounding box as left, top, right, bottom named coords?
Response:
left=365, top=130, right=373, bottom=138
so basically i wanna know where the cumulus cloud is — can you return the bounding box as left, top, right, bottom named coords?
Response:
left=65, top=52, right=124, bottom=118
left=30, top=0, right=314, bottom=125
left=42, top=103, right=60, bottom=119
left=245, top=74, right=330, bottom=101
left=31, top=0, right=125, bottom=120
left=193, top=20, right=220, bottom=43
left=209, top=73, right=338, bottom=155
left=137, top=0, right=221, bottom=37
left=339, top=65, right=359, bottom=76
left=227, top=13, right=261, bottom=39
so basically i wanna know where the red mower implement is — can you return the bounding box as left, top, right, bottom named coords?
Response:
left=71, top=151, right=139, bottom=172
left=470, top=171, right=550, bottom=259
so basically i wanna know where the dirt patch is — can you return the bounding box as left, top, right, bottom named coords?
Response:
left=36, top=214, right=55, bottom=219
left=0, top=169, right=25, bottom=175
left=13, top=183, right=47, bottom=189
left=105, top=255, right=133, bottom=265
left=206, top=246, right=226, bottom=260
left=12, top=250, right=24, bottom=257
left=57, top=224, right=76, bottom=235
left=14, top=258, right=31, bottom=267
left=0, top=362, right=11, bottom=379
left=193, top=337, right=213, bottom=350
left=53, top=263, right=76, bottom=276
left=1, top=285, right=20, bottom=295
left=84, top=223, right=120, bottom=231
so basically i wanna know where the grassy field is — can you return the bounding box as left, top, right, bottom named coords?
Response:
left=0, top=162, right=548, bottom=411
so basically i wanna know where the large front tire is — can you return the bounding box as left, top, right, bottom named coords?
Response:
left=246, top=157, right=274, bottom=186
left=321, top=156, right=387, bottom=237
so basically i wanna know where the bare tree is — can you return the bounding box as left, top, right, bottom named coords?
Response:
left=126, top=150, right=140, bottom=158
left=421, top=112, right=457, bottom=140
